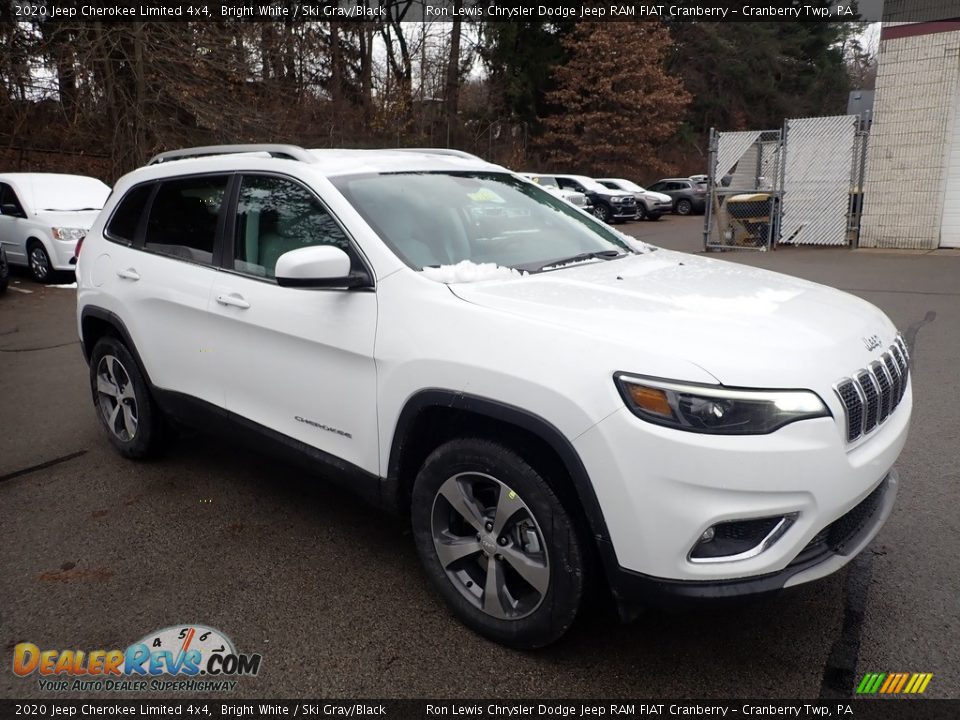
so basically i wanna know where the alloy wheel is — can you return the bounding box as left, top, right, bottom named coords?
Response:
left=592, top=204, right=610, bottom=223
left=29, top=246, right=50, bottom=281
left=430, top=472, right=550, bottom=620
left=95, top=355, right=139, bottom=441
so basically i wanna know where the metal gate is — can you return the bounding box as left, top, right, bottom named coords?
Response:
left=703, top=115, right=868, bottom=251
left=703, top=128, right=784, bottom=251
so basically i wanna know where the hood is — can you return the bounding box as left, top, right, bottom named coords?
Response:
left=447, top=250, right=896, bottom=389
left=33, top=209, right=101, bottom=229
left=644, top=190, right=672, bottom=203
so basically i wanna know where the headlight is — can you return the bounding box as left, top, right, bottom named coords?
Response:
left=615, top=374, right=829, bottom=434
left=52, top=227, right=87, bottom=241
left=610, top=196, right=623, bottom=204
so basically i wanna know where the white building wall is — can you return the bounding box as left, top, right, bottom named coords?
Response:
left=859, top=30, right=960, bottom=249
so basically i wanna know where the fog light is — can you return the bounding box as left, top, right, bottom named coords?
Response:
left=690, top=514, right=797, bottom=563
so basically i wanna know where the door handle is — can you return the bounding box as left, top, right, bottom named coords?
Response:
left=216, top=293, right=250, bottom=309
left=116, top=268, right=140, bottom=281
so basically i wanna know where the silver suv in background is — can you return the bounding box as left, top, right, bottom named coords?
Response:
left=647, top=177, right=708, bottom=216
left=596, top=178, right=673, bottom=221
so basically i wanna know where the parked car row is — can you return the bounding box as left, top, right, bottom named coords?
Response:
left=523, top=172, right=707, bottom=223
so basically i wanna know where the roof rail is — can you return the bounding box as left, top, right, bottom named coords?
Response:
left=392, top=148, right=484, bottom=161
left=147, top=144, right=316, bottom=166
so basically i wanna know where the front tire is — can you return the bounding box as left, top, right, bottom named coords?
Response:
left=89, top=336, right=165, bottom=459
left=675, top=199, right=693, bottom=216
left=411, top=438, right=584, bottom=649
left=27, top=241, right=53, bottom=283
left=591, top=203, right=612, bottom=224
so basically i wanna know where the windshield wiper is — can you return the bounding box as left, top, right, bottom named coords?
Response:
left=532, top=250, right=624, bottom=272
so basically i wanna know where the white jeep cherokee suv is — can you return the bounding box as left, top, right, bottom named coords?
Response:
left=76, top=145, right=911, bottom=648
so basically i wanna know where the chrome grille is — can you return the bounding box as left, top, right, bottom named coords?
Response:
left=835, top=335, right=910, bottom=444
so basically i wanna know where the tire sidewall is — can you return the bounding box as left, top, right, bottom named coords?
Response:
left=411, top=438, right=584, bottom=649
left=28, top=241, right=52, bottom=283
left=89, top=336, right=162, bottom=459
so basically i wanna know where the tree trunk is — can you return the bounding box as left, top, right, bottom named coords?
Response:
left=445, top=2, right=462, bottom=132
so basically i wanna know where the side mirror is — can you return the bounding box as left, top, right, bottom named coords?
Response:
left=275, top=245, right=372, bottom=289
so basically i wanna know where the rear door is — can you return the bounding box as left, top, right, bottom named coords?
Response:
left=210, top=173, right=379, bottom=475
left=106, top=174, right=230, bottom=408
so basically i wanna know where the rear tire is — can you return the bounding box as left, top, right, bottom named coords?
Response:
left=411, top=438, right=584, bottom=649
left=89, top=336, right=165, bottom=459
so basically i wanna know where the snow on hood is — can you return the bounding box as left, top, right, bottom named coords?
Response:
left=421, top=260, right=527, bottom=284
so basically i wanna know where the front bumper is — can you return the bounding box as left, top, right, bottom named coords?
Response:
left=610, top=204, right=639, bottom=219
left=573, top=385, right=910, bottom=586
left=605, top=471, right=897, bottom=611
left=50, top=237, right=80, bottom=271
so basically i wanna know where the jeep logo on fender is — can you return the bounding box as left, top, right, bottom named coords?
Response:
left=862, top=334, right=882, bottom=351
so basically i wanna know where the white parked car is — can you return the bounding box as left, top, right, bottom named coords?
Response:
left=519, top=173, right=590, bottom=210
left=77, top=145, right=910, bottom=649
left=596, top=178, right=673, bottom=221
left=0, top=173, right=110, bottom=282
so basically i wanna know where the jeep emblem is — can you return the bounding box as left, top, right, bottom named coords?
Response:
left=863, top=334, right=882, bottom=351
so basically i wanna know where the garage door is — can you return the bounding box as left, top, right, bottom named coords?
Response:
left=940, top=85, right=960, bottom=247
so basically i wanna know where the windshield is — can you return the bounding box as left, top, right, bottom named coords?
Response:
left=27, top=176, right=110, bottom=211
left=332, top=171, right=636, bottom=273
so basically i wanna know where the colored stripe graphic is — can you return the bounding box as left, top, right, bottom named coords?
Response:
left=857, top=672, right=933, bottom=694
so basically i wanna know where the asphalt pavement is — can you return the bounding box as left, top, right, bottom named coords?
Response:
left=1, top=216, right=957, bottom=700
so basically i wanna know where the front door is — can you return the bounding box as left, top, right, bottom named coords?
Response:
left=210, top=173, right=380, bottom=476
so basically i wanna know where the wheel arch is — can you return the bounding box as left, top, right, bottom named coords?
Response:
left=79, top=306, right=154, bottom=388
left=386, top=390, right=614, bottom=557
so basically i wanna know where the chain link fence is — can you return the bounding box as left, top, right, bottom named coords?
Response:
left=703, top=116, right=869, bottom=251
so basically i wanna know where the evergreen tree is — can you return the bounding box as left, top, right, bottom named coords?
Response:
left=536, top=21, right=690, bottom=177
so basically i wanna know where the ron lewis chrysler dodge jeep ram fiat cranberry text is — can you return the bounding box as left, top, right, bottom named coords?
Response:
left=76, top=145, right=910, bottom=648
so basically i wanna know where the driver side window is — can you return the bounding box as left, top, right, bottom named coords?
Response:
left=0, top=183, right=26, bottom=218
left=232, top=175, right=352, bottom=279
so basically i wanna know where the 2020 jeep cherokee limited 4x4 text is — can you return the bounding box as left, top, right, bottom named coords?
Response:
left=77, top=145, right=911, bottom=649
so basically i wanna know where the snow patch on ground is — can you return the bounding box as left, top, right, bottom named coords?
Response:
left=45, top=282, right=78, bottom=288
left=421, top=261, right=526, bottom=284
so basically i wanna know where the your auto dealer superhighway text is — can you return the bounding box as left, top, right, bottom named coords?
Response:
left=425, top=705, right=843, bottom=717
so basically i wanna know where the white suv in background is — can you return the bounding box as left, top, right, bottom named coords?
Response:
left=0, top=173, right=110, bottom=282
left=76, top=145, right=910, bottom=648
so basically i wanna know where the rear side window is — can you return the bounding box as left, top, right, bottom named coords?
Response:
left=106, top=184, right=153, bottom=243
left=145, top=175, right=229, bottom=265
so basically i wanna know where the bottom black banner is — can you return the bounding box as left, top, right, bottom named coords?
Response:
left=2, top=700, right=957, bottom=720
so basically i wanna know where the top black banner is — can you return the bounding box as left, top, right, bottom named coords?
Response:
left=10, top=0, right=911, bottom=23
